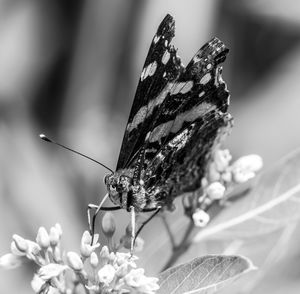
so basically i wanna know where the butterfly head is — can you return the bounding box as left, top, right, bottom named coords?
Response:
left=104, top=172, right=147, bottom=212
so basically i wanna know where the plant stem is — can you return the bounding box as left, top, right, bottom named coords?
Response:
left=161, top=220, right=194, bottom=271
left=161, top=214, right=176, bottom=250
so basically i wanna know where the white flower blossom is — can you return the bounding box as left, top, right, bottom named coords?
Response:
left=66, top=252, right=83, bottom=271
left=38, top=263, right=68, bottom=280
left=12, top=234, right=28, bottom=253
left=36, top=227, right=50, bottom=249
left=206, top=182, right=226, bottom=200
left=214, top=149, right=232, bottom=172
left=80, top=231, right=100, bottom=257
left=90, top=252, right=99, bottom=268
left=124, top=268, right=159, bottom=294
left=192, top=209, right=210, bottom=227
left=31, top=274, right=46, bottom=293
left=232, top=154, right=263, bottom=183
left=98, top=264, right=116, bottom=286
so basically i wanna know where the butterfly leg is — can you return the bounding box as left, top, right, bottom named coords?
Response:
left=87, top=194, right=121, bottom=244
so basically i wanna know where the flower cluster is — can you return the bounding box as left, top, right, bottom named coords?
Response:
left=192, top=150, right=263, bottom=227
left=0, top=224, right=159, bottom=294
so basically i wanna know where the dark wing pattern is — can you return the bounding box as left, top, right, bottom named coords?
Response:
left=143, top=112, right=233, bottom=209
left=139, top=38, right=232, bottom=208
left=116, top=14, right=183, bottom=170
left=141, top=37, right=229, bottom=167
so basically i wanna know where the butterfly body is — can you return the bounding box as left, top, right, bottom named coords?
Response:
left=104, top=14, right=232, bottom=222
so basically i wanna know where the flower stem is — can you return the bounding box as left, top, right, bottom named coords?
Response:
left=161, top=220, right=194, bottom=271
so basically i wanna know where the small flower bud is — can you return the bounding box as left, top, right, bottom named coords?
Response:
left=54, top=223, right=63, bottom=238
left=233, top=154, right=263, bottom=172
left=12, top=234, right=28, bottom=254
left=36, top=227, right=50, bottom=249
left=67, top=251, right=84, bottom=271
left=101, top=212, right=116, bottom=238
left=10, top=241, right=26, bottom=256
left=80, top=231, right=100, bottom=258
left=98, top=264, right=116, bottom=286
left=232, top=154, right=263, bottom=183
left=38, top=263, right=68, bottom=280
left=49, top=227, right=60, bottom=246
left=90, top=252, right=99, bottom=268
left=99, top=245, right=110, bottom=261
left=214, top=149, right=232, bottom=172
left=206, top=182, right=226, bottom=200
left=0, top=253, right=22, bottom=269
left=192, top=209, right=210, bottom=227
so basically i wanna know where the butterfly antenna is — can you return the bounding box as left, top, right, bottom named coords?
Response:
left=39, top=134, right=114, bottom=174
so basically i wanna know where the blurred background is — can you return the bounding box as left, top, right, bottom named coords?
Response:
left=1, top=0, right=300, bottom=293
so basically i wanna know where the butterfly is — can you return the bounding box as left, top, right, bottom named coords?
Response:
left=41, top=14, right=232, bottom=249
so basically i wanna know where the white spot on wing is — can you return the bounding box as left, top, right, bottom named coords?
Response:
left=200, top=73, right=211, bottom=85
left=148, top=61, right=157, bottom=77
left=171, top=102, right=216, bottom=133
left=180, top=81, right=193, bottom=94
left=126, top=82, right=174, bottom=132
left=140, top=61, right=157, bottom=81
left=162, top=50, right=170, bottom=65
left=149, top=121, right=173, bottom=143
left=199, top=91, right=205, bottom=97
left=153, top=35, right=160, bottom=44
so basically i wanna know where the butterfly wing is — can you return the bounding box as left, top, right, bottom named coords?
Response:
left=116, top=14, right=183, bottom=170
left=143, top=111, right=233, bottom=209
left=140, top=38, right=232, bottom=208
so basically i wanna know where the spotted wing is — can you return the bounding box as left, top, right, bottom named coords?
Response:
left=116, top=14, right=183, bottom=170
left=133, top=37, right=230, bottom=170
left=143, top=111, right=233, bottom=209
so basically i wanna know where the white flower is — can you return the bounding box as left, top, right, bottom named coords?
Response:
left=192, top=209, right=210, bottom=227
left=115, top=252, right=138, bottom=268
left=90, top=252, right=99, bottom=268
left=36, top=227, right=50, bottom=249
left=99, top=245, right=111, bottom=261
left=98, top=264, right=116, bottom=286
left=80, top=231, right=100, bottom=257
left=232, top=154, right=263, bottom=183
left=214, top=149, right=232, bottom=172
left=10, top=241, right=26, bottom=256
left=66, top=252, right=83, bottom=271
left=124, top=268, right=159, bottom=294
left=0, top=253, right=22, bottom=269
left=12, top=234, right=28, bottom=254
left=54, top=223, right=63, bottom=237
left=26, top=240, right=42, bottom=261
left=206, top=182, right=226, bottom=200
left=31, top=274, right=46, bottom=292
left=49, top=226, right=60, bottom=246
left=38, top=263, right=68, bottom=280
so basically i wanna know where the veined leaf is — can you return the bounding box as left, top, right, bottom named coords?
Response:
left=194, top=149, right=300, bottom=242
left=157, top=255, right=255, bottom=294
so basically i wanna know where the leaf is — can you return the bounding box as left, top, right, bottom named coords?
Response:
left=194, top=149, right=300, bottom=242
left=157, top=255, right=255, bottom=294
